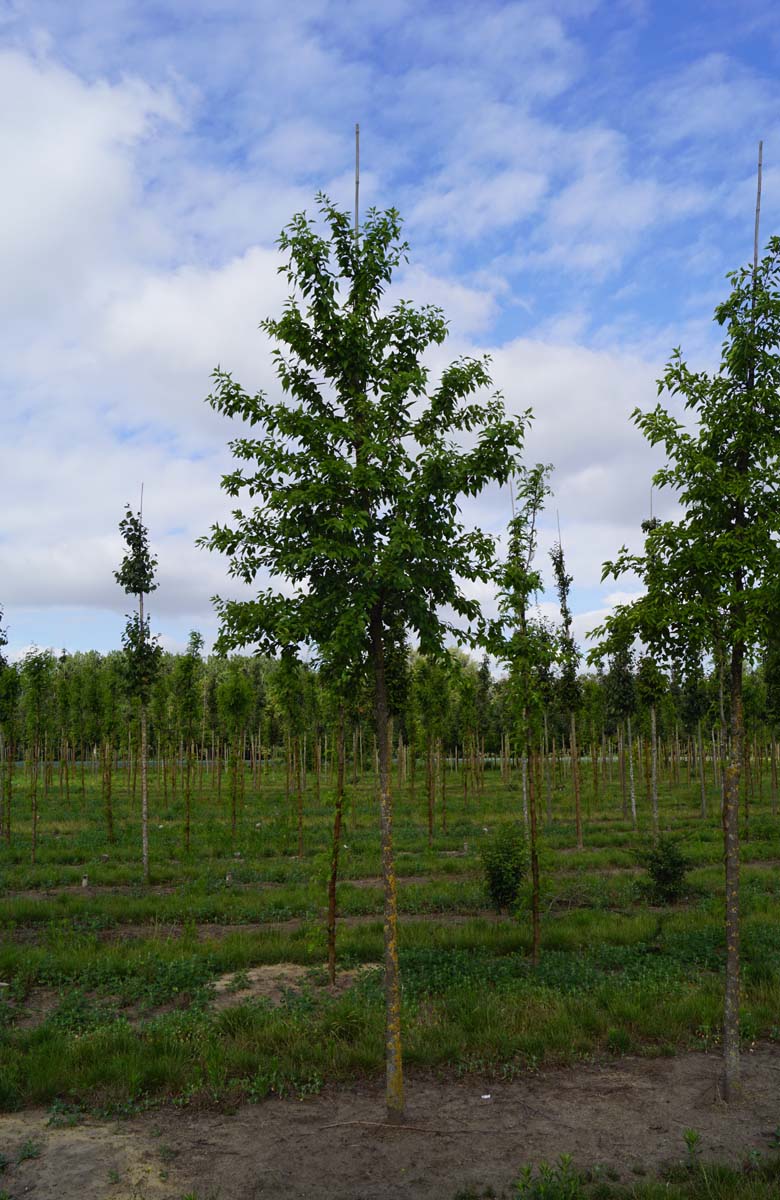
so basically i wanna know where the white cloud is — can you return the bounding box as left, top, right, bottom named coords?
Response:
left=1, top=5, right=778, bottom=660
left=0, top=49, right=178, bottom=324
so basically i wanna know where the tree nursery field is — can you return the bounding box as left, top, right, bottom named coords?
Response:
left=1, top=732, right=780, bottom=1198
left=3, top=175, right=780, bottom=1199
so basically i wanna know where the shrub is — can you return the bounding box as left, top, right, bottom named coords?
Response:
left=481, top=824, right=528, bottom=913
left=638, top=835, right=692, bottom=904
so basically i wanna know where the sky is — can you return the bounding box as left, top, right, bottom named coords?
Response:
left=1, top=0, right=779, bottom=662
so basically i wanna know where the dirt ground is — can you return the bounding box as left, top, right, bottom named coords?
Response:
left=2, top=1047, right=780, bottom=1199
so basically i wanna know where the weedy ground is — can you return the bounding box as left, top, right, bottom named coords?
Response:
left=0, top=754, right=779, bottom=1119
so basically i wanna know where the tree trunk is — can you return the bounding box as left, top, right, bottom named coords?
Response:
left=570, top=712, right=583, bottom=850
left=326, top=708, right=345, bottom=986
left=697, top=721, right=707, bottom=819
left=529, top=746, right=540, bottom=966
left=369, top=603, right=404, bottom=1123
left=721, top=638, right=743, bottom=1102
left=439, top=738, right=447, bottom=833
left=627, top=715, right=637, bottom=829
left=543, top=711, right=552, bottom=822
left=426, top=736, right=434, bottom=849
left=141, top=702, right=149, bottom=885
left=650, top=703, right=659, bottom=837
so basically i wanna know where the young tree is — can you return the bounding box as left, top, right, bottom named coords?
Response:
left=20, top=649, right=55, bottom=863
left=171, top=631, right=205, bottom=852
left=216, top=657, right=253, bottom=842
left=604, top=626, right=637, bottom=826
left=491, top=464, right=553, bottom=963
left=596, top=237, right=780, bottom=1101
left=636, top=652, right=666, bottom=837
left=550, top=539, right=583, bottom=849
left=199, top=196, right=527, bottom=1121
left=115, top=503, right=162, bottom=885
left=0, top=608, right=20, bottom=845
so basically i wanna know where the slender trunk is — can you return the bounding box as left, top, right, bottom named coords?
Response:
left=529, top=746, right=540, bottom=966
left=6, top=735, right=13, bottom=845
left=184, top=739, right=192, bottom=853
left=570, top=712, right=583, bottom=850
left=721, top=638, right=743, bottom=1101
left=369, top=603, right=403, bottom=1123
left=30, top=740, right=39, bottom=865
left=627, top=715, right=637, bottom=829
left=141, top=703, right=149, bottom=884
left=650, top=704, right=659, bottom=838
left=104, top=740, right=115, bottom=843
left=439, top=738, right=447, bottom=833
left=698, top=721, right=707, bottom=819
left=543, top=711, right=552, bottom=822
left=140, top=590, right=149, bottom=886
left=426, top=736, right=434, bottom=849
left=296, top=735, right=303, bottom=858
left=521, top=751, right=529, bottom=830
left=326, top=709, right=345, bottom=986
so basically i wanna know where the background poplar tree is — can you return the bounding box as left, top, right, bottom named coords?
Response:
left=115, top=503, right=162, bottom=885
left=200, top=195, right=528, bottom=1121
left=596, top=237, right=780, bottom=1101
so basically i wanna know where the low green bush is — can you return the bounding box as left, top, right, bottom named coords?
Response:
left=481, top=824, right=528, bottom=913
left=638, top=836, right=692, bottom=904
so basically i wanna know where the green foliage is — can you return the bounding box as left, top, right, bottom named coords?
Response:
left=596, top=238, right=780, bottom=666
left=550, top=540, right=581, bottom=715
left=115, top=504, right=162, bottom=704
left=0, top=606, right=7, bottom=670
left=114, top=505, right=158, bottom=597
left=216, top=659, right=254, bottom=738
left=15, top=1139, right=41, bottom=1163
left=638, top=836, right=693, bottom=904
left=199, top=194, right=528, bottom=675
left=120, top=613, right=163, bottom=705
left=515, top=1155, right=581, bottom=1199
left=480, top=824, right=528, bottom=913
left=491, top=464, right=557, bottom=743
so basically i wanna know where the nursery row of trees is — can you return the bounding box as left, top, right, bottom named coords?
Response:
left=2, top=633, right=780, bottom=800
left=3, top=173, right=779, bottom=1115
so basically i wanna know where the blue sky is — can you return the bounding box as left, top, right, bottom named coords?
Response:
left=1, top=0, right=778, bottom=659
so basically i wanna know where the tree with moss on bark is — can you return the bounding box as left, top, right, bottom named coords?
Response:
left=199, top=195, right=527, bottom=1122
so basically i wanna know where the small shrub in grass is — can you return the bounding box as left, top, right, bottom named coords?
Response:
left=481, top=824, right=528, bottom=913
left=515, top=1154, right=581, bottom=1198
left=637, top=836, right=692, bottom=904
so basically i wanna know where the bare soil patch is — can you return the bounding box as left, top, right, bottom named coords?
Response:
left=2, top=1048, right=779, bottom=1199
left=211, top=962, right=376, bottom=1008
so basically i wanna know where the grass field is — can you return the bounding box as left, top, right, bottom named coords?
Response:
left=1, top=748, right=779, bottom=1132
